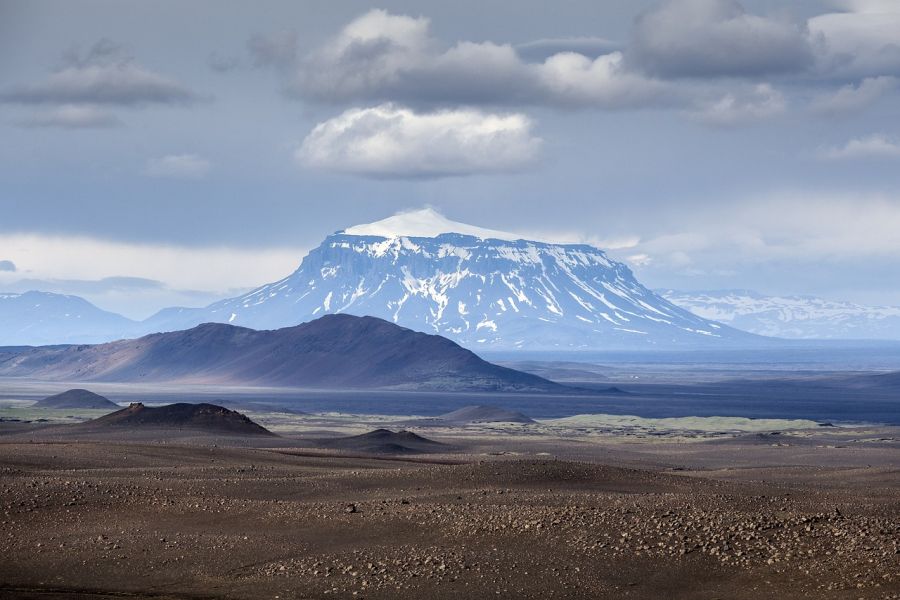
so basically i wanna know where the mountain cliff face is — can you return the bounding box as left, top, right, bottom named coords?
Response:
left=0, top=314, right=565, bottom=392
left=661, top=289, right=900, bottom=340
left=145, top=209, right=751, bottom=350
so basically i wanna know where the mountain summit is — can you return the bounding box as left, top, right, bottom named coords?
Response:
left=145, top=209, right=753, bottom=350
left=343, top=207, right=520, bottom=240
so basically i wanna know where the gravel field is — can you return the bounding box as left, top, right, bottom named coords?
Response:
left=1, top=428, right=898, bottom=599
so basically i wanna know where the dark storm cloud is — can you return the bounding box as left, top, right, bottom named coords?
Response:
left=1, top=38, right=201, bottom=106
left=627, top=0, right=815, bottom=78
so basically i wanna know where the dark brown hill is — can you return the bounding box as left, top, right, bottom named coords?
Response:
left=34, top=388, right=118, bottom=410
left=87, top=402, right=273, bottom=436
left=0, top=314, right=566, bottom=392
left=317, top=429, right=446, bottom=454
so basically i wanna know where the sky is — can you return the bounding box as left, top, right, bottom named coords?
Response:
left=2, top=0, right=900, bottom=319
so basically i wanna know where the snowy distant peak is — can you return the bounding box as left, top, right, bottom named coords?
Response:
left=662, top=289, right=900, bottom=340
left=342, top=208, right=523, bottom=241
left=0, top=290, right=137, bottom=346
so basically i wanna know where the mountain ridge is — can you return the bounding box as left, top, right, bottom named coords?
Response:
left=0, top=314, right=567, bottom=392
left=0, top=291, right=136, bottom=346
left=661, top=289, right=900, bottom=340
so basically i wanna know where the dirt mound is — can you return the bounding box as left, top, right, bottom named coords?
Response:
left=438, top=405, right=535, bottom=424
left=318, top=429, right=445, bottom=454
left=86, top=402, right=274, bottom=436
left=34, top=389, right=118, bottom=410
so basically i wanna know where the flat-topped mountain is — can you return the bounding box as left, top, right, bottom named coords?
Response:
left=87, top=402, right=273, bottom=436
left=0, top=314, right=565, bottom=392
left=2, top=211, right=769, bottom=350
left=143, top=209, right=761, bottom=350
left=34, top=388, right=118, bottom=410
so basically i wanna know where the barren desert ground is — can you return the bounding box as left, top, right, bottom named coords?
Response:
left=1, top=417, right=898, bottom=600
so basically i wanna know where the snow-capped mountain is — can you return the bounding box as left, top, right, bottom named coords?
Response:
left=0, top=291, right=136, bottom=346
left=661, top=289, right=900, bottom=340
left=145, top=209, right=753, bottom=350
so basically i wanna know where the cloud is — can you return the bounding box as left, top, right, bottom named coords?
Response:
left=0, top=232, right=305, bottom=318
left=16, top=104, right=122, bottom=128
left=0, top=260, right=16, bottom=272
left=296, top=104, right=542, bottom=178
left=818, top=134, right=900, bottom=160
left=808, top=2, right=900, bottom=78
left=247, top=30, right=298, bottom=68
left=628, top=0, right=814, bottom=78
left=207, top=52, right=241, bottom=73
left=688, top=83, right=786, bottom=126
left=2, top=63, right=199, bottom=107
left=5, top=276, right=167, bottom=295
left=145, top=154, right=212, bottom=178
left=535, top=51, right=669, bottom=108
left=288, top=9, right=668, bottom=109
left=2, top=38, right=201, bottom=113
left=515, top=37, right=622, bottom=62
left=603, top=192, right=900, bottom=278
left=811, top=76, right=898, bottom=115
left=271, top=5, right=900, bottom=121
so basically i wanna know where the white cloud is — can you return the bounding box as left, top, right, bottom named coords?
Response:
left=145, top=154, right=212, bottom=179
left=0, top=233, right=305, bottom=317
left=515, top=37, right=621, bottom=62
left=811, top=76, right=898, bottom=115
left=297, top=104, right=542, bottom=178
left=626, top=253, right=653, bottom=267
left=818, top=134, right=900, bottom=160
left=688, top=84, right=786, bottom=126
left=289, top=9, right=667, bottom=109
left=809, top=2, right=900, bottom=78
left=16, top=104, right=122, bottom=129
left=604, top=193, right=900, bottom=275
left=536, top=51, right=667, bottom=108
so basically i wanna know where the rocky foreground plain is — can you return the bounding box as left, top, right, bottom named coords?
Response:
left=0, top=429, right=898, bottom=600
